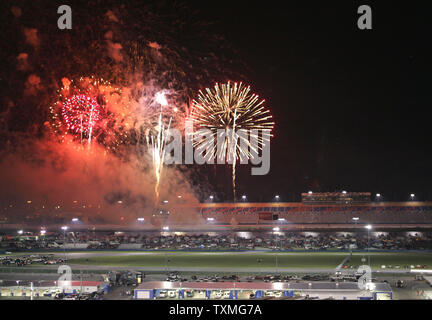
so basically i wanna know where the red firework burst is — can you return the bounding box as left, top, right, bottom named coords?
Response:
left=61, top=94, right=101, bottom=134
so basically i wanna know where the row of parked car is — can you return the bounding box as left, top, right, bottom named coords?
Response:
left=53, top=292, right=104, bottom=300
left=0, top=254, right=66, bottom=266
left=4, top=230, right=432, bottom=251
left=164, top=272, right=328, bottom=283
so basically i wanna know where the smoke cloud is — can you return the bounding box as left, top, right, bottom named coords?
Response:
left=0, top=134, right=201, bottom=224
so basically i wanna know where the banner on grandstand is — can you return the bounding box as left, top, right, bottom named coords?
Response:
left=258, top=212, right=278, bottom=220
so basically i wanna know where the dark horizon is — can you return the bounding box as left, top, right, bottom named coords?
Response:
left=195, top=1, right=432, bottom=202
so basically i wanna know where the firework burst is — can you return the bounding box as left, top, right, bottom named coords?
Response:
left=49, top=76, right=130, bottom=151
left=189, top=82, right=274, bottom=200
left=61, top=94, right=101, bottom=144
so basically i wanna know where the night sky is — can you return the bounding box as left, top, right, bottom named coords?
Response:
left=195, top=1, right=432, bottom=202
left=1, top=1, right=431, bottom=205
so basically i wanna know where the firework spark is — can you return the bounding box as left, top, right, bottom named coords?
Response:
left=189, top=82, right=274, bottom=201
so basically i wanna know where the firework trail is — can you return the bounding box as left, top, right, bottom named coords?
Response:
left=147, top=113, right=172, bottom=205
left=190, top=82, right=274, bottom=201
left=144, top=91, right=174, bottom=205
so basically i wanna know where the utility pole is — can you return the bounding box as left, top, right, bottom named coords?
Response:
left=367, top=228, right=370, bottom=267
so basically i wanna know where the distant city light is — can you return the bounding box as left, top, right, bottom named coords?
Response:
left=410, top=193, right=415, bottom=198
left=71, top=218, right=79, bottom=222
left=376, top=193, right=381, bottom=197
left=61, top=226, right=68, bottom=231
left=365, top=224, right=372, bottom=230
left=308, top=191, right=313, bottom=194
left=272, top=227, right=280, bottom=231
left=352, top=217, right=359, bottom=221
left=40, top=230, right=46, bottom=235
left=242, top=195, right=247, bottom=199
left=342, top=191, right=347, bottom=194
left=162, top=226, right=169, bottom=231
left=137, top=218, right=145, bottom=222
left=275, top=195, right=280, bottom=198
left=17, top=230, right=23, bottom=235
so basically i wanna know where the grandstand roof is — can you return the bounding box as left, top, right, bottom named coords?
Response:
left=184, top=201, right=432, bottom=208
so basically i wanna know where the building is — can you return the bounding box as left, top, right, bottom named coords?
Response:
left=0, top=280, right=109, bottom=297
left=134, top=281, right=392, bottom=300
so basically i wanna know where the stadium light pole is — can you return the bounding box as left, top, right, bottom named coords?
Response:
left=165, top=254, right=171, bottom=274
left=257, top=258, right=262, bottom=275
left=352, top=217, right=359, bottom=239
left=61, top=226, right=68, bottom=261
left=275, top=235, right=279, bottom=275
left=365, top=225, right=372, bottom=267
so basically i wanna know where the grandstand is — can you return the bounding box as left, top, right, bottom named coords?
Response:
left=193, top=201, right=432, bottom=230
left=301, top=191, right=371, bottom=203
left=2, top=193, right=432, bottom=231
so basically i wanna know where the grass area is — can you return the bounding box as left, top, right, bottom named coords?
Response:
left=65, top=252, right=432, bottom=269
left=3, top=251, right=432, bottom=270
